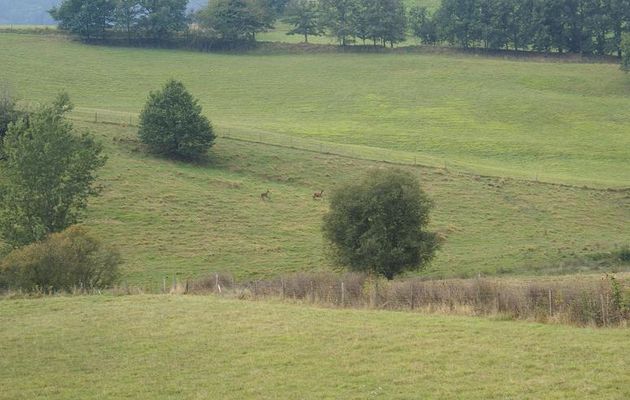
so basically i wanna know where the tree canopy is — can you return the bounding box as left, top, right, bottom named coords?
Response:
left=323, top=168, right=440, bottom=280
left=0, top=93, right=106, bottom=248
left=138, top=79, right=215, bottom=160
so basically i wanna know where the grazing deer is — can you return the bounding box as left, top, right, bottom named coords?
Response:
left=261, top=189, right=271, bottom=201
left=313, top=190, right=324, bottom=200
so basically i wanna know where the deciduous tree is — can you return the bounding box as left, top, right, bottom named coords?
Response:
left=323, top=168, right=440, bottom=280
left=138, top=80, right=215, bottom=159
left=0, top=94, right=106, bottom=247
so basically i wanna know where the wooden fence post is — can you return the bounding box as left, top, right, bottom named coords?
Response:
left=341, top=281, right=345, bottom=307
left=548, top=289, right=553, bottom=317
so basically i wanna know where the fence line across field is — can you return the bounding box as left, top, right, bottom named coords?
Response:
left=69, top=107, right=478, bottom=175
left=161, top=271, right=630, bottom=328
left=70, top=107, right=619, bottom=191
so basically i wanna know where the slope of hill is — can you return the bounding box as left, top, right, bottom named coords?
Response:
left=58, top=121, right=629, bottom=285
left=1, top=295, right=629, bottom=399
left=0, top=33, right=628, bottom=285
left=1, top=34, right=628, bottom=188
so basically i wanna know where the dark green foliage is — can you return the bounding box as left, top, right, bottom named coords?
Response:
left=49, top=0, right=116, bottom=40
left=433, top=0, right=630, bottom=54
left=197, top=0, right=276, bottom=42
left=138, top=80, right=215, bottom=160
left=284, top=0, right=322, bottom=43
left=114, top=0, right=144, bottom=42
left=323, top=168, right=440, bottom=279
left=0, top=93, right=106, bottom=248
left=409, top=5, right=438, bottom=45
left=139, top=0, right=188, bottom=41
left=0, top=226, right=121, bottom=292
left=622, top=33, right=630, bottom=71
left=320, top=0, right=357, bottom=45
left=0, top=84, right=20, bottom=145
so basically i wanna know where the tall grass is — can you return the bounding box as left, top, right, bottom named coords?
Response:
left=189, top=272, right=630, bottom=327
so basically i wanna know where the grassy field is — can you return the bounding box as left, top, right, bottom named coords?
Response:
left=1, top=34, right=628, bottom=188
left=1, top=295, right=629, bottom=399
left=55, top=120, right=627, bottom=286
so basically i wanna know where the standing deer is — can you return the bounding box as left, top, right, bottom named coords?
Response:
left=261, top=189, right=271, bottom=201
left=313, top=190, right=324, bottom=200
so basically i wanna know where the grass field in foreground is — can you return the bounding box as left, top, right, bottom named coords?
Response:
left=1, top=34, right=628, bottom=187
left=1, top=295, right=629, bottom=399
left=57, top=121, right=630, bottom=285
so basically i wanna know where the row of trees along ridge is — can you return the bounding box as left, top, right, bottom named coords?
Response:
left=50, top=0, right=630, bottom=56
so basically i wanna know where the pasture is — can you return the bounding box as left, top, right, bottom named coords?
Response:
left=0, top=33, right=628, bottom=285
left=1, top=34, right=628, bottom=188
left=1, top=295, right=629, bottom=399
left=70, top=121, right=628, bottom=285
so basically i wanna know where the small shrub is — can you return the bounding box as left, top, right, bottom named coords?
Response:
left=618, top=246, right=630, bottom=263
left=0, top=226, right=121, bottom=292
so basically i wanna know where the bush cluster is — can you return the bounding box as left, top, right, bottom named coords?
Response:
left=0, top=226, right=121, bottom=292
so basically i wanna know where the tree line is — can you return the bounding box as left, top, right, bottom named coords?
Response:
left=50, top=0, right=630, bottom=55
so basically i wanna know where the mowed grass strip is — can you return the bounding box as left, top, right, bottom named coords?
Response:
left=1, top=34, right=628, bottom=187
left=77, top=122, right=628, bottom=285
left=0, top=295, right=629, bottom=399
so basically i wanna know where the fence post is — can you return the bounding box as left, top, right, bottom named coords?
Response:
left=548, top=289, right=553, bottom=317
left=215, top=273, right=222, bottom=294
left=410, top=282, right=415, bottom=310
left=341, top=281, right=345, bottom=307
left=162, top=277, right=166, bottom=293
left=172, top=275, right=177, bottom=293
left=281, top=278, right=285, bottom=300
left=600, top=293, right=607, bottom=326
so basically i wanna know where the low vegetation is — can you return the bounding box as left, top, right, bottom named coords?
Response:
left=0, top=226, right=121, bottom=292
left=188, top=271, right=630, bottom=327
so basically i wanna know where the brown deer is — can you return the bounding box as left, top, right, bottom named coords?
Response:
left=313, top=190, right=324, bottom=200
left=260, top=189, right=271, bottom=201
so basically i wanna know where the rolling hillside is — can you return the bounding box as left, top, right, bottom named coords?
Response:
left=0, top=33, right=628, bottom=285
left=1, top=34, right=628, bottom=188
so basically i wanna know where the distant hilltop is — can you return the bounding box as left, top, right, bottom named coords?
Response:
left=0, top=0, right=208, bottom=25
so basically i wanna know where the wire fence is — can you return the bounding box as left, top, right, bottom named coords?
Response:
left=68, top=107, right=480, bottom=174
left=67, top=107, right=629, bottom=191
left=178, top=271, right=630, bottom=328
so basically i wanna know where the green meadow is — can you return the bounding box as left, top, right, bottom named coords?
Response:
left=0, top=33, right=628, bottom=285
left=1, top=34, right=629, bottom=188
left=74, top=121, right=629, bottom=285
left=1, top=295, right=629, bottom=399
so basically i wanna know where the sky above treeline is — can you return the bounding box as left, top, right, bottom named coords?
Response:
left=0, top=0, right=208, bottom=25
